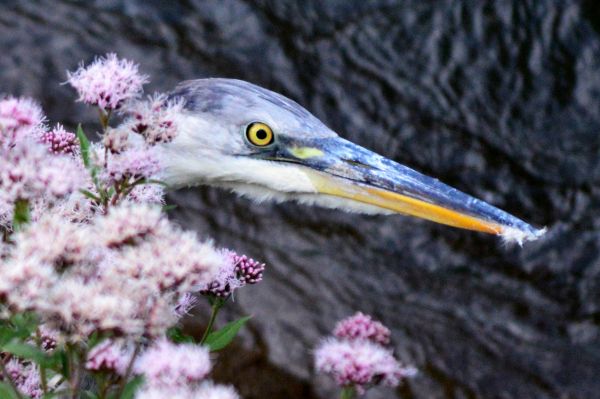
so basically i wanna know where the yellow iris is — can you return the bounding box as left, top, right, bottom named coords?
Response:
left=246, top=122, right=274, bottom=146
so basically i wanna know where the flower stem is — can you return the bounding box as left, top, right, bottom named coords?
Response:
left=199, top=298, right=224, bottom=344
left=340, top=386, right=356, bottom=399
left=67, top=344, right=82, bottom=399
left=12, top=199, right=30, bottom=232
left=35, top=329, right=48, bottom=395
left=114, top=342, right=141, bottom=399
left=0, top=357, right=23, bottom=399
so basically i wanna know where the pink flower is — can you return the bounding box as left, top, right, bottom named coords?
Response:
left=334, top=312, right=391, bottom=346
left=235, top=254, right=265, bottom=285
left=135, top=382, right=239, bottom=399
left=38, top=324, right=60, bottom=351
left=0, top=141, right=85, bottom=204
left=127, top=94, right=183, bottom=144
left=67, top=53, right=148, bottom=112
left=200, top=251, right=265, bottom=298
left=314, top=338, right=416, bottom=394
left=134, top=339, right=211, bottom=387
left=102, top=127, right=129, bottom=153
left=104, top=147, right=161, bottom=184
left=3, top=359, right=42, bottom=398
left=96, top=204, right=163, bottom=248
left=0, top=96, right=45, bottom=145
left=86, top=340, right=129, bottom=375
left=40, top=124, right=77, bottom=155
left=174, top=293, right=199, bottom=318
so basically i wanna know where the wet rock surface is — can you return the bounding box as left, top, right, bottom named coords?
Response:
left=2, top=1, right=600, bottom=398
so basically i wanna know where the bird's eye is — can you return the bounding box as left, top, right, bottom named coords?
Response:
left=246, top=122, right=274, bottom=147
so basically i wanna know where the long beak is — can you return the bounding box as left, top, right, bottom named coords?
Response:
left=264, top=136, right=545, bottom=244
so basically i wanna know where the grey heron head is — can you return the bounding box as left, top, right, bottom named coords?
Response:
left=159, top=78, right=544, bottom=244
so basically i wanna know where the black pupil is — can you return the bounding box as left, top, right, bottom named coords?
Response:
left=256, top=129, right=268, bottom=140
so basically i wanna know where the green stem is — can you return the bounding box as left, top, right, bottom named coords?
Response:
left=0, top=357, right=23, bottom=399
left=35, top=329, right=48, bottom=395
left=199, top=298, right=224, bottom=344
left=340, top=386, right=356, bottom=399
left=12, top=199, right=30, bottom=232
left=98, top=109, right=111, bottom=132
left=67, top=344, right=81, bottom=399
left=114, top=342, right=141, bottom=399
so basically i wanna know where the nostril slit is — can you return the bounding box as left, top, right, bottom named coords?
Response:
left=341, top=158, right=376, bottom=169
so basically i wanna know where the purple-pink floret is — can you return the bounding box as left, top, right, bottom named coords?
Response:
left=40, top=124, right=77, bottom=155
left=200, top=252, right=265, bottom=298
left=133, top=339, right=211, bottom=387
left=86, top=340, right=128, bottom=375
left=334, top=312, right=391, bottom=346
left=235, top=255, right=265, bottom=285
left=314, top=339, right=416, bottom=395
left=0, top=96, right=45, bottom=145
left=67, top=53, right=148, bottom=112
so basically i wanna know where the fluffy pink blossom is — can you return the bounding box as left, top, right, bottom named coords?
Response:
left=134, top=382, right=239, bottom=399
left=134, top=339, right=211, bottom=387
left=127, top=93, right=183, bottom=144
left=125, top=183, right=164, bottom=205
left=115, top=228, right=224, bottom=295
left=103, top=127, right=130, bottom=153
left=0, top=204, right=223, bottom=339
left=3, top=359, right=42, bottom=398
left=104, top=147, right=161, bottom=184
left=86, top=340, right=129, bottom=375
left=314, top=338, right=416, bottom=394
left=0, top=141, right=85, bottom=204
left=13, top=213, right=92, bottom=265
left=0, top=96, right=45, bottom=144
left=174, top=293, right=199, bottom=318
left=200, top=251, right=265, bottom=298
left=67, top=53, right=148, bottom=112
left=38, top=324, right=60, bottom=351
left=334, top=312, right=391, bottom=346
left=96, top=204, right=164, bottom=248
left=40, top=124, right=77, bottom=155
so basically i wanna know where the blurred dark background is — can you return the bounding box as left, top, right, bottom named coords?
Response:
left=2, top=1, right=600, bottom=398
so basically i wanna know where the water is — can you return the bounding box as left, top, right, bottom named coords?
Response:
left=2, top=1, right=600, bottom=398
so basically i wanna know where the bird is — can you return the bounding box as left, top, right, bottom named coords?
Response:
left=157, top=78, right=545, bottom=245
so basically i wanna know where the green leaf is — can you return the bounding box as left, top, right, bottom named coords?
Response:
left=12, top=199, right=30, bottom=232
left=119, top=375, right=144, bottom=399
left=0, top=382, right=19, bottom=399
left=2, top=340, right=57, bottom=367
left=166, top=327, right=195, bottom=344
left=79, top=189, right=101, bottom=202
left=161, top=204, right=177, bottom=212
left=204, top=316, right=251, bottom=351
left=76, top=124, right=91, bottom=168
left=10, top=312, right=39, bottom=337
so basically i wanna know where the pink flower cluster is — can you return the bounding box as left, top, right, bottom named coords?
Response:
left=0, top=96, right=45, bottom=145
left=133, top=340, right=238, bottom=399
left=334, top=312, right=391, bottom=346
left=0, top=205, right=228, bottom=338
left=40, top=124, right=77, bottom=155
left=127, top=94, right=184, bottom=144
left=67, top=53, right=148, bottom=112
left=135, top=381, right=239, bottom=399
left=314, top=313, right=416, bottom=395
left=200, top=251, right=266, bottom=298
left=134, top=339, right=211, bottom=386
left=85, top=340, right=129, bottom=375
left=104, top=147, right=161, bottom=185
left=3, top=359, right=42, bottom=398
left=0, top=141, right=85, bottom=205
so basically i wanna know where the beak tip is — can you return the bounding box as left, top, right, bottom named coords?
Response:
left=499, top=225, right=547, bottom=246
